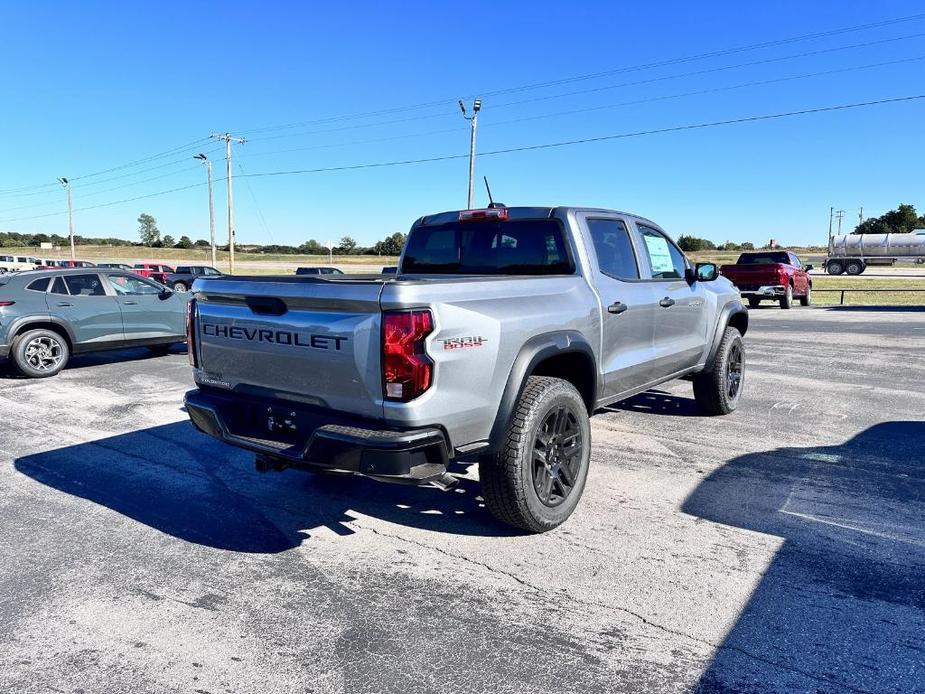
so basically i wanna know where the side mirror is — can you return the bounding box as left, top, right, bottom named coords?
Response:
left=695, top=262, right=719, bottom=282
left=805, top=264, right=814, bottom=271
left=158, top=288, right=173, bottom=300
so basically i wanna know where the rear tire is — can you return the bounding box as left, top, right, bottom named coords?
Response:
left=172, top=282, right=188, bottom=292
left=11, top=328, right=70, bottom=378
left=779, top=284, right=793, bottom=309
left=826, top=260, right=845, bottom=275
left=845, top=260, right=865, bottom=276
left=747, top=297, right=761, bottom=309
left=479, top=376, right=591, bottom=533
left=692, top=327, right=745, bottom=416
left=800, top=285, right=812, bottom=306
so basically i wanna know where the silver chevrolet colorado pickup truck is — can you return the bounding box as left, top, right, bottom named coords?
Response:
left=184, top=206, right=747, bottom=532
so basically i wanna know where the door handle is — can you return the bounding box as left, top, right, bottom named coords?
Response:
left=659, top=297, right=676, bottom=308
left=123, top=301, right=138, bottom=305
left=607, top=301, right=628, bottom=314
left=56, top=302, right=72, bottom=307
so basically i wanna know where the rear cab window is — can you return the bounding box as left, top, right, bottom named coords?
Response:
left=736, top=252, right=790, bottom=265
left=403, top=218, right=574, bottom=275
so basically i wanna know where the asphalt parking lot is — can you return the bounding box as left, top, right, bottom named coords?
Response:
left=1, top=307, right=923, bottom=694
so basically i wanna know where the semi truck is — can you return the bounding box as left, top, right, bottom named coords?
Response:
left=824, top=230, right=925, bottom=275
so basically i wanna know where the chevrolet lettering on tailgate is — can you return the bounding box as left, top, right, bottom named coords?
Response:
left=202, top=323, right=348, bottom=350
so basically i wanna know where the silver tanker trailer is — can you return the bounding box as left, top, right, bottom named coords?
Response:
left=824, top=230, right=925, bottom=275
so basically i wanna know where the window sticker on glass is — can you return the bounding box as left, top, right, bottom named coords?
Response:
left=643, top=234, right=674, bottom=275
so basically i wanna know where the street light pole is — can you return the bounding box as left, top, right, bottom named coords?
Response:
left=58, top=177, right=75, bottom=260
left=458, top=98, right=482, bottom=209
left=194, top=154, right=216, bottom=266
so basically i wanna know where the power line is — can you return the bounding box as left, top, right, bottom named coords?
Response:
left=2, top=93, right=921, bottom=226
left=245, top=31, right=925, bottom=143
left=239, top=13, right=925, bottom=136
left=0, top=138, right=215, bottom=195
left=236, top=94, right=925, bottom=177
left=0, top=164, right=205, bottom=215
left=483, top=55, right=925, bottom=129
left=241, top=54, right=925, bottom=160
left=0, top=182, right=208, bottom=224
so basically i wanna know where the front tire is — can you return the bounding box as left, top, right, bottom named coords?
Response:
left=747, top=297, right=761, bottom=309
left=479, top=376, right=591, bottom=533
left=779, top=284, right=793, bottom=309
left=826, top=260, right=845, bottom=275
left=800, top=285, right=812, bottom=306
left=172, top=282, right=188, bottom=292
left=11, top=329, right=70, bottom=378
left=692, top=327, right=745, bottom=415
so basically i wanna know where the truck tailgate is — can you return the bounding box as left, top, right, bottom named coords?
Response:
left=720, top=264, right=782, bottom=286
left=193, top=277, right=385, bottom=419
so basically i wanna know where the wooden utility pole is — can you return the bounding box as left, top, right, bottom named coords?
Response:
left=210, top=133, right=246, bottom=273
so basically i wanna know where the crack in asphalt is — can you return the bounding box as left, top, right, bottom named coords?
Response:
left=352, top=522, right=874, bottom=694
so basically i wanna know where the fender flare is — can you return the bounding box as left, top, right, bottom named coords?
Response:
left=705, top=299, right=748, bottom=368
left=5, top=315, right=77, bottom=350
left=487, top=331, right=597, bottom=451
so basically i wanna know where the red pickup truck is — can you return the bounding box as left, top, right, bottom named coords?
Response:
left=132, top=263, right=175, bottom=285
left=719, top=251, right=812, bottom=309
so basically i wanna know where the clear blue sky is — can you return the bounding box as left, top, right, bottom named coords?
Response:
left=1, top=1, right=923, bottom=247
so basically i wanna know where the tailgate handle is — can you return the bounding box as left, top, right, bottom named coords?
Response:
left=245, top=297, right=288, bottom=316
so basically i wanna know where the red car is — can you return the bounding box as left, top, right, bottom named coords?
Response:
left=720, top=251, right=812, bottom=309
left=132, top=263, right=175, bottom=285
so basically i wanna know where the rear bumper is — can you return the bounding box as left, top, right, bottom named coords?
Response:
left=739, top=285, right=786, bottom=298
left=184, top=388, right=450, bottom=482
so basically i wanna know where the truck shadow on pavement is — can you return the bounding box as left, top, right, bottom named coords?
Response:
left=682, top=421, right=925, bottom=692
left=606, top=389, right=701, bottom=417
left=14, top=421, right=517, bottom=552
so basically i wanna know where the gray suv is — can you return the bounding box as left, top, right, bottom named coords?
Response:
left=0, top=269, right=187, bottom=378
left=184, top=206, right=748, bottom=532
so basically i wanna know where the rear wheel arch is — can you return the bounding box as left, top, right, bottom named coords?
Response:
left=488, top=333, right=597, bottom=451
left=12, top=319, right=74, bottom=352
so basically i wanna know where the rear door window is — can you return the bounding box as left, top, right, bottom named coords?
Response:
left=50, top=277, right=69, bottom=295
left=64, top=274, right=106, bottom=296
left=403, top=219, right=573, bottom=275
left=588, top=219, right=639, bottom=280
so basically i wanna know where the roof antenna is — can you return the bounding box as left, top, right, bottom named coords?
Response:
left=484, top=176, right=505, bottom=209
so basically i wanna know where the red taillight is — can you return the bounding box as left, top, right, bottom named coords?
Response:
left=382, top=309, right=434, bottom=401
left=458, top=208, right=509, bottom=222
left=186, top=298, right=198, bottom=368
left=0, top=301, right=14, bottom=307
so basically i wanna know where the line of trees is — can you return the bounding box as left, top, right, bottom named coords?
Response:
left=678, top=235, right=755, bottom=252
left=0, top=213, right=408, bottom=256
left=853, top=204, right=925, bottom=235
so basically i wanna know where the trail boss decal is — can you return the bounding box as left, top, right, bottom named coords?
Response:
left=441, top=336, right=487, bottom=350
left=202, top=323, right=348, bottom=351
